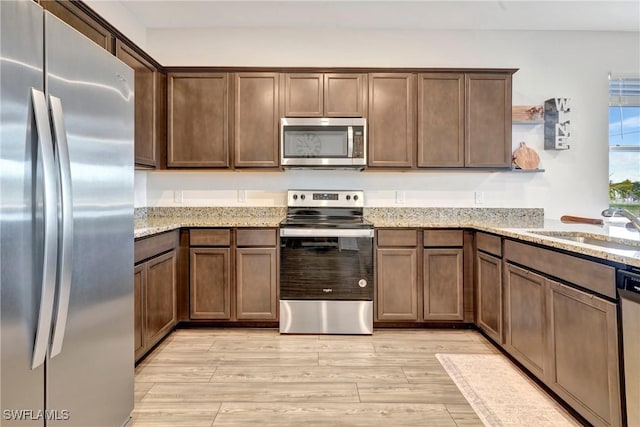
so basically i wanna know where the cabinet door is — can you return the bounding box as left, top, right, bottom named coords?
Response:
left=376, top=248, right=418, bottom=321
left=190, top=248, right=231, bottom=319
left=465, top=73, right=512, bottom=167
left=145, top=250, right=177, bottom=347
left=476, top=251, right=502, bottom=343
left=504, top=264, right=547, bottom=379
left=116, top=41, right=157, bottom=168
left=40, top=0, right=114, bottom=52
left=417, top=73, right=464, bottom=167
left=423, top=249, right=463, bottom=320
left=283, top=73, right=323, bottom=117
left=324, top=73, right=366, bottom=117
left=232, top=73, right=280, bottom=168
left=133, top=264, right=145, bottom=360
left=236, top=248, right=278, bottom=320
left=168, top=73, right=229, bottom=167
left=547, top=280, right=621, bottom=427
left=368, top=73, right=416, bottom=168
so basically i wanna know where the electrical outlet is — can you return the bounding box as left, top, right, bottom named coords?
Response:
left=474, top=191, right=484, bottom=205
left=173, top=190, right=183, bottom=203
left=238, top=190, right=247, bottom=203
left=396, top=191, right=405, bottom=204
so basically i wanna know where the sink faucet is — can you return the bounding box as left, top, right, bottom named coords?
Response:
left=601, top=208, right=640, bottom=231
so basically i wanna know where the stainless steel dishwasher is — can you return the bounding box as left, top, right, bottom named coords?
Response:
left=619, top=267, right=640, bottom=426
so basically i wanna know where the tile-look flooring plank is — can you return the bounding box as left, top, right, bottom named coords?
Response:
left=132, top=402, right=220, bottom=427
left=212, top=403, right=458, bottom=426
left=143, top=351, right=319, bottom=366
left=134, top=382, right=155, bottom=403
left=135, top=365, right=216, bottom=383
left=211, top=366, right=407, bottom=383
left=357, top=382, right=469, bottom=404
left=445, top=403, right=485, bottom=426
left=143, top=382, right=360, bottom=403
left=209, top=338, right=375, bottom=353
left=318, top=352, right=442, bottom=367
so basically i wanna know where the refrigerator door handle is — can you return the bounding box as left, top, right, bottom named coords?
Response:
left=30, top=88, right=59, bottom=370
left=48, top=95, right=73, bottom=358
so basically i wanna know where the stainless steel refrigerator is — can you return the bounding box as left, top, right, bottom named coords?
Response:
left=1, top=1, right=134, bottom=425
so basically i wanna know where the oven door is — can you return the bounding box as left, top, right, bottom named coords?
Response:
left=279, top=228, right=374, bottom=301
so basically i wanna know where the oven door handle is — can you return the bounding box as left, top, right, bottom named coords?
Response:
left=280, top=228, right=374, bottom=238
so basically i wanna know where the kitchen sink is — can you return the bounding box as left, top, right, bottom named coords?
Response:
left=529, top=231, right=640, bottom=252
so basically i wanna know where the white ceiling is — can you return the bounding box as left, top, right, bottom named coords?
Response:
left=118, top=0, right=640, bottom=32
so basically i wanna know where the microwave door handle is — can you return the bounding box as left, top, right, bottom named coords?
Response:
left=347, top=126, right=354, bottom=157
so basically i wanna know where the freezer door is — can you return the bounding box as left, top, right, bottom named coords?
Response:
left=44, top=12, right=135, bottom=427
left=0, top=1, right=46, bottom=425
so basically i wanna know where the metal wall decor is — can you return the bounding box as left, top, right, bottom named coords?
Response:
left=544, top=98, right=571, bottom=150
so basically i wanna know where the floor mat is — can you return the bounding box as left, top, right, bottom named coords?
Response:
left=436, top=353, right=580, bottom=427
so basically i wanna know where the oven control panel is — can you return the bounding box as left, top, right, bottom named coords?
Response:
left=287, top=190, right=364, bottom=208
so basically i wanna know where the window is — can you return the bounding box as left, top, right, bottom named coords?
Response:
left=609, top=75, right=640, bottom=214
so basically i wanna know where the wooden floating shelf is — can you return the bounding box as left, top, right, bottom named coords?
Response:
left=510, top=168, right=545, bottom=172
left=512, top=120, right=545, bottom=125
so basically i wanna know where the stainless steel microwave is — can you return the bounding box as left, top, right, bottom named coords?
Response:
left=280, top=118, right=366, bottom=168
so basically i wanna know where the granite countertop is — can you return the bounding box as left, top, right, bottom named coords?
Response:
left=134, top=207, right=640, bottom=267
left=478, top=220, right=640, bottom=268
left=134, top=207, right=286, bottom=238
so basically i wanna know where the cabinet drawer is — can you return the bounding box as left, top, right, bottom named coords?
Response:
left=377, top=229, right=418, bottom=247
left=134, top=230, right=179, bottom=264
left=477, top=232, right=502, bottom=256
left=190, top=229, right=231, bottom=247
left=423, top=230, right=463, bottom=247
left=504, top=240, right=615, bottom=299
left=237, top=228, right=277, bottom=247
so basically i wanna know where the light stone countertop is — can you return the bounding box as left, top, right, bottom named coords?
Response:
left=134, top=207, right=640, bottom=268
left=477, top=219, right=640, bottom=268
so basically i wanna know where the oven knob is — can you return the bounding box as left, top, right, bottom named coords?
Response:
left=300, top=194, right=306, bottom=200
left=354, top=195, right=359, bottom=201
left=346, top=195, right=351, bottom=201
left=293, top=194, right=298, bottom=200
left=358, top=279, right=367, bottom=288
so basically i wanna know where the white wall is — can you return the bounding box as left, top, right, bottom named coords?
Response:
left=139, top=27, right=639, bottom=219
left=83, top=0, right=147, bottom=49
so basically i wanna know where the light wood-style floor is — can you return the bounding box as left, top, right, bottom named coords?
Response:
left=133, top=328, right=502, bottom=426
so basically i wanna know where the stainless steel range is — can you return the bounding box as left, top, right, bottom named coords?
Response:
left=279, top=190, right=374, bottom=334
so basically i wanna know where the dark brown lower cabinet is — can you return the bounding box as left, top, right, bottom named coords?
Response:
left=476, top=251, right=502, bottom=343
left=547, top=280, right=621, bottom=427
left=376, top=247, right=418, bottom=321
left=502, top=239, right=622, bottom=427
left=504, top=264, right=547, bottom=379
left=190, top=248, right=231, bottom=320
left=134, top=248, right=177, bottom=362
left=188, top=228, right=278, bottom=322
left=423, top=249, right=463, bottom=320
left=133, top=264, right=145, bottom=360
left=145, top=251, right=178, bottom=346
left=236, top=248, right=278, bottom=320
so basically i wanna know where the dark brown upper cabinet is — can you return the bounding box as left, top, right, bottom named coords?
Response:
left=283, top=73, right=366, bottom=117
left=465, top=73, right=512, bottom=167
left=232, top=73, right=280, bottom=168
left=167, top=73, right=229, bottom=167
left=40, top=0, right=115, bottom=53
left=283, top=73, right=323, bottom=117
left=418, top=72, right=512, bottom=169
left=417, top=73, right=464, bottom=167
left=116, top=41, right=158, bottom=168
left=367, top=73, right=416, bottom=168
